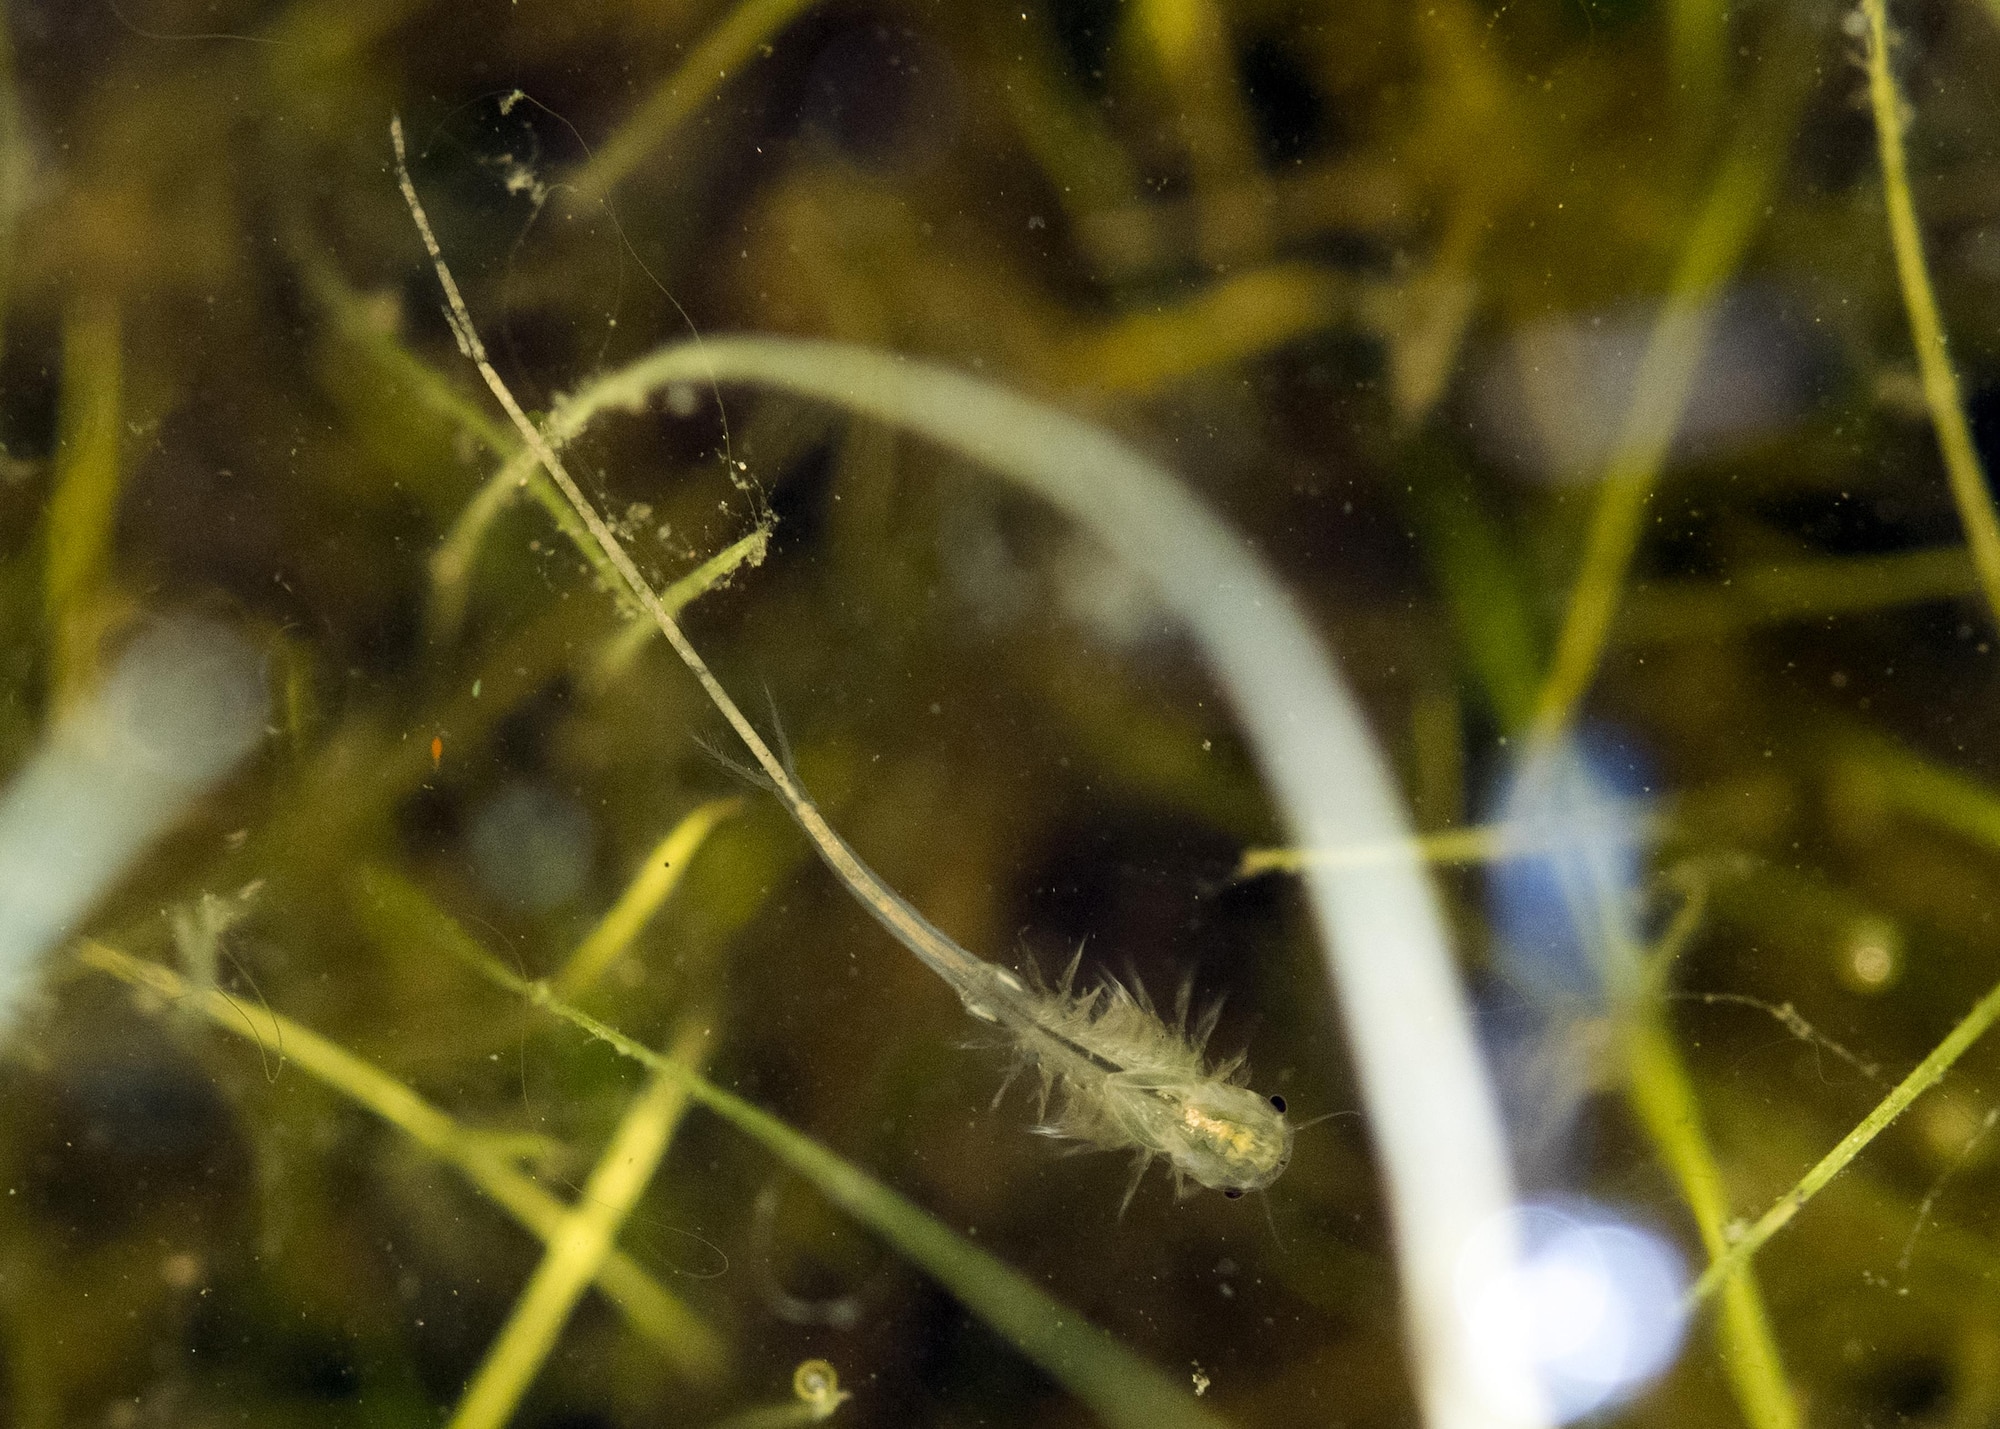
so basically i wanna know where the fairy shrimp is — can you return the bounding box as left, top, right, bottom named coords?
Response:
left=392, top=117, right=1292, bottom=1206
left=743, top=759, right=1295, bottom=1206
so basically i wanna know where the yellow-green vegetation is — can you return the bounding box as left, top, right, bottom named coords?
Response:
left=14, top=0, right=2000, bottom=1427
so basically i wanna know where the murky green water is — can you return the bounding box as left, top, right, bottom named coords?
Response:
left=5, top=1, right=2000, bottom=1426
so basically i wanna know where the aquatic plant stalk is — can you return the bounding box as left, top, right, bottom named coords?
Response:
left=572, top=0, right=820, bottom=202
left=76, top=938, right=727, bottom=1383
left=1670, top=0, right=1727, bottom=120
left=1684, top=732, right=2000, bottom=1302
left=536, top=1005, right=1229, bottom=1429
left=556, top=797, right=741, bottom=996
left=448, top=1025, right=707, bottom=1429
left=1627, top=1016, right=1800, bottom=1429
left=1495, top=744, right=1799, bottom=1429
left=1405, top=453, right=1545, bottom=727
left=1839, top=733, right=2000, bottom=848
left=986, top=6, right=1140, bottom=227
left=1061, top=263, right=1351, bottom=396
left=289, top=244, right=629, bottom=643
left=586, top=528, right=771, bottom=689
left=1529, top=80, right=1795, bottom=744
left=1617, top=545, right=1976, bottom=644
left=1407, top=359, right=1803, bottom=1421
left=1610, top=898, right=1800, bottom=1429
left=365, top=865, right=1231, bottom=1429
left=1132, top=0, right=1267, bottom=264
left=1235, top=803, right=1662, bottom=880
left=45, top=292, right=124, bottom=704
left=1238, top=824, right=1512, bottom=878
left=1859, top=0, right=2000, bottom=633
left=1688, top=971, right=2000, bottom=1304
left=1496, top=74, right=1823, bottom=1413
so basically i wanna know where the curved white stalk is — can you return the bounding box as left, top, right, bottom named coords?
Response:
left=0, top=620, right=265, bottom=1031
left=546, top=337, right=1547, bottom=1429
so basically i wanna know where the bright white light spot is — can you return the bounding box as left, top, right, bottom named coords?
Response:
left=1458, top=1200, right=1689, bottom=1422
left=1843, top=917, right=1900, bottom=991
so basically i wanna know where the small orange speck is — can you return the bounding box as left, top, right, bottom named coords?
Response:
left=430, top=736, right=443, bottom=769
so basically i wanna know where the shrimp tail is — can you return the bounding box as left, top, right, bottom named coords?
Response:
left=991, top=1055, right=1026, bottom=1110
left=1118, top=1149, right=1152, bottom=1217
left=753, top=682, right=800, bottom=775
left=694, top=732, right=776, bottom=793
left=695, top=689, right=799, bottom=791
left=1057, top=943, right=1086, bottom=996
left=1190, top=994, right=1226, bottom=1056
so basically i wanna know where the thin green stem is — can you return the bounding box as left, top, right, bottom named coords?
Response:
left=585, top=527, right=772, bottom=691
left=571, top=0, right=820, bottom=203
left=44, top=291, right=122, bottom=705
left=1670, top=0, right=1727, bottom=120
left=1860, top=0, right=2000, bottom=633
left=1132, top=0, right=1267, bottom=265
left=448, top=1024, right=707, bottom=1429
left=75, top=939, right=727, bottom=1384
left=292, top=240, right=516, bottom=456
left=1529, top=85, right=1793, bottom=743
left=1237, top=824, right=1506, bottom=878
left=556, top=797, right=741, bottom=997
left=288, top=244, right=630, bottom=642
left=1627, top=1015, right=1800, bottom=1429
left=356, top=863, right=1230, bottom=1429
left=1617, top=545, right=1976, bottom=644
left=1398, top=124, right=1799, bottom=1408
left=984, top=5, right=1138, bottom=227
left=1840, top=734, right=2000, bottom=849
left=1689, top=972, right=2000, bottom=1304
left=1063, top=263, right=1350, bottom=397
left=1235, top=804, right=1659, bottom=878
left=1678, top=733, right=2000, bottom=1298
left=705, top=1405, right=820, bottom=1429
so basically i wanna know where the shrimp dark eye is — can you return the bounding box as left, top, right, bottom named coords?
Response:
left=1268, top=1094, right=1287, bottom=1114
left=1223, top=1188, right=1244, bottom=1200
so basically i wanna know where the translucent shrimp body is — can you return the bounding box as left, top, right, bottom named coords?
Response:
left=398, top=128, right=1535, bottom=1423
left=393, top=114, right=1287, bottom=1207
left=789, top=805, right=1293, bottom=1202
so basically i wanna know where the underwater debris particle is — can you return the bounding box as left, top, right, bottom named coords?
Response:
left=792, top=1358, right=852, bottom=1419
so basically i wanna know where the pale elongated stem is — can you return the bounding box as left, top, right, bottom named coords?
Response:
left=1859, top=0, right=2000, bottom=632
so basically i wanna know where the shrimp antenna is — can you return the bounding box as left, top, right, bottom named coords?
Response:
left=694, top=730, right=776, bottom=792
left=1258, top=1185, right=1287, bottom=1252
left=1291, top=1108, right=1360, bottom=1134
left=394, top=114, right=1302, bottom=1212
left=759, top=682, right=798, bottom=775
